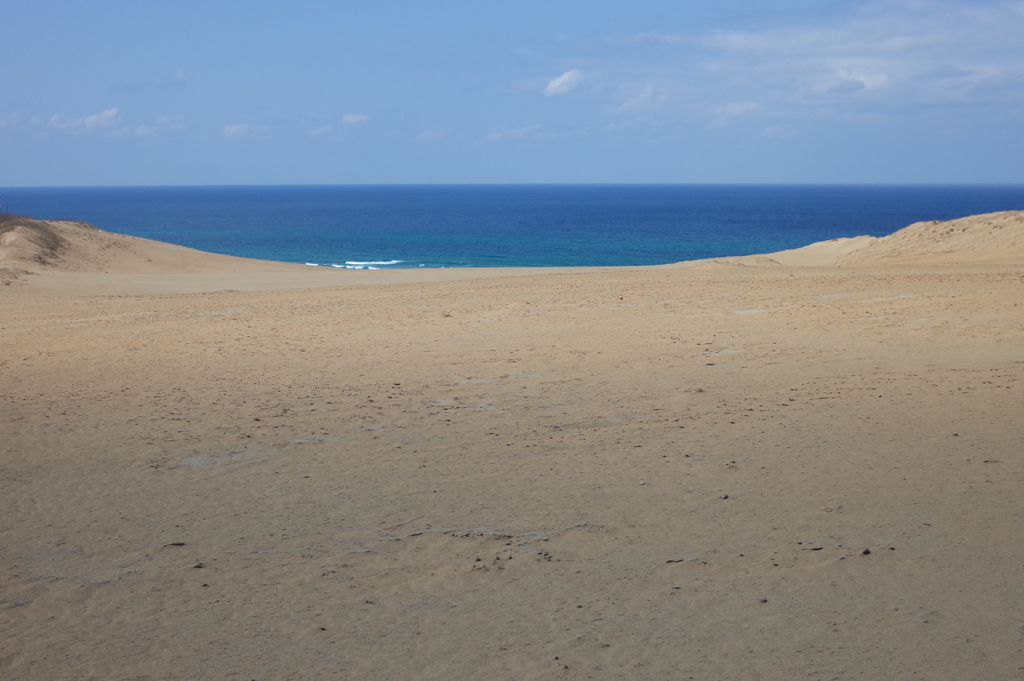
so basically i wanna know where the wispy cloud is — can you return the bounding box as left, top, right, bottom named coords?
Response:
left=32, top=108, right=121, bottom=131
left=84, top=109, right=120, bottom=129
left=220, top=123, right=270, bottom=140
left=697, top=1, right=1024, bottom=112
left=544, top=69, right=582, bottom=96
left=486, top=124, right=542, bottom=142
left=709, top=102, right=761, bottom=118
left=132, top=115, right=186, bottom=137
left=0, top=113, right=21, bottom=129
left=759, top=125, right=798, bottom=138
left=588, top=0, right=1024, bottom=132
left=707, top=101, right=762, bottom=128
left=615, top=84, right=666, bottom=113
left=9, top=108, right=190, bottom=138
left=117, top=70, right=192, bottom=93
left=308, top=125, right=335, bottom=137
left=305, top=114, right=369, bottom=137
left=416, top=128, right=452, bottom=143
left=616, top=32, right=685, bottom=45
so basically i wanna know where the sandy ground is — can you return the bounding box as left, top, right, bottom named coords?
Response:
left=2, top=213, right=1024, bottom=680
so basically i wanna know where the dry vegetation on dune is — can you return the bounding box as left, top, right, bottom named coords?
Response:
left=0, top=213, right=334, bottom=287
left=0, top=214, right=79, bottom=283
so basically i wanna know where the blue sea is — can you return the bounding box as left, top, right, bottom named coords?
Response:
left=4, top=185, right=1023, bottom=269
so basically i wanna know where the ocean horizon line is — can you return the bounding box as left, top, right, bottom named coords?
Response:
left=6, top=181, right=1024, bottom=191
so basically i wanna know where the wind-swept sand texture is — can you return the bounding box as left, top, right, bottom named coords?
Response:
left=2, top=212, right=1023, bottom=680
left=743, top=210, right=1024, bottom=267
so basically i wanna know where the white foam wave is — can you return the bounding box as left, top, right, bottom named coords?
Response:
left=312, top=260, right=405, bottom=270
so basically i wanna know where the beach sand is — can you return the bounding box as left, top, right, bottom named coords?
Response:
left=2, top=212, right=1023, bottom=679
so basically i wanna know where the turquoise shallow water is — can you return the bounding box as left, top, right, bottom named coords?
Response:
left=4, top=184, right=1023, bottom=268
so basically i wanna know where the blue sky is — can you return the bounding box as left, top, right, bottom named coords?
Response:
left=3, top=0, right=1023, bottom=185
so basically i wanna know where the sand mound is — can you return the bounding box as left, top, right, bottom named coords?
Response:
left=757, top=210, right=1024, bottom=267
left=840, top=210, right=1024, bottom=265
left=0, top=214, right=309, bottom=279
left=0, top=214, right=75, bottom=269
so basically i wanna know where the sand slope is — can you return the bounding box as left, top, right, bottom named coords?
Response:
left=0, top=215, right=315, bottom=275
left=0, top=214, right=345, bottom=293
left=4, top=210, right=1024, bottom=292
left=1, top=211, right=1023, bottom=680
left=735, top=210, right=1024, bottom=267
left=0, top=216, right=606, bottom=294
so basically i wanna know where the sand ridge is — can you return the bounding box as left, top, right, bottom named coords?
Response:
left=721, top=210, right=1024, bottom=267
left=1, top=211, right=1023, bottom=679
left=0, top=215, right=312, bottom=275
left=0, top=214, right=613, bottom=294
left=3, top=210, right=1024, bottom=294
left=838, top=210, right=1024, bottom=265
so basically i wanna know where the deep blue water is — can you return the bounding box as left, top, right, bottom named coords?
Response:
left=4, top=185, right=1023, bottom=268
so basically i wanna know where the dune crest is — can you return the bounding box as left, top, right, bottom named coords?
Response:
left=0, top=214, right=312, bottom=279
left=756, top=210, right=1024, bottom=267
left=4, top=209, right=1023, bottom=291
left=839, top=210, right=1024, bottom=265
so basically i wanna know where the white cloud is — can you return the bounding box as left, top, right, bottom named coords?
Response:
left=306, top=115, right=369, bottom=136
left=710, top=102, right=761, bottom=118
left=167, top=69, right=191, bottom=85
left=695, top=0, right=1024, bottom=110
left=117, top=70, right=192, bottom=93
left=84, top=108, right=119, bottom=129
left=416, top=128, right=452, bottom=143
left=544, top=69, right=582, bottom=96
left=220, top=123, right=269, bottom=139
left=132, top=115, right=185, bottom=137
left=619, top=32, right=684, bottom=45
left=342, top=113, right=370, bottom=125
left=17, top=108, right=184, bottom=138
left=0, top=113, right=21, bottom=129
left=759, top=125, right=798, bottom=138
left=586, top=0, right=1024, bottom=133
left=706, top=102, right=763, bottom=129
left=31, top=108, right=121, bottom=132
left=485, top=124, right=542, bottom=142
left=615, top=84, right=665, bottom=113
left=308, top=125, right=334, bottom=137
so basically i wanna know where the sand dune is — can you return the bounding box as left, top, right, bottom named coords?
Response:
left=2, top=211, right=1023, bottom=680
left=839, top=210, right=1024, bottom=264
left=5, top=209, right=1023, bottom=288
left=0, top=215, right=323, bottom=274
left=0, top=214, right=338, bottom=292
left=0, top=215, right=602, bottom=294
left=731, top=210, right=1024, bottom=267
